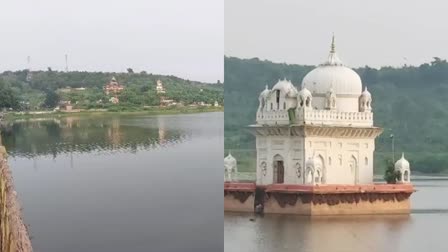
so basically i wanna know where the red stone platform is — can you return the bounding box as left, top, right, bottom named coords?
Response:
left=265, top=183, right=415, bottom=194
left=224, top=182, right=415, bottom=215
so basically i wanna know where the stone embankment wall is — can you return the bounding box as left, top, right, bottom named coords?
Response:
left=0, top=146, right=33, bottom=252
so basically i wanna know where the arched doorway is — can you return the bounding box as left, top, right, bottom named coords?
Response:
left=273, top=154, right=284, bottom=184
left=349, top=155, right=359, bottom=184
left=305, top=167, right=313, bottom=184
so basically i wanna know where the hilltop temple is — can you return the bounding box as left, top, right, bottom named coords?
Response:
left=156, top=80, right=166, bottom=94
left=224, top=36, right=414, bottom=215
left=104, top=77, right=124, bottom=95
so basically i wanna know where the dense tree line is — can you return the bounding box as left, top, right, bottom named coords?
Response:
left=0, top=70, right=223, bottom=110
left=224, top=56, right=448, bottom=174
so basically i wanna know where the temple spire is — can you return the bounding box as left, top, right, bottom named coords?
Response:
left=330, top=33, right=336, bottom=53
left=322, top=33, right=343, bottom=66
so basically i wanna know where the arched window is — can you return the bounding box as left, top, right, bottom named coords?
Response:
left=404, top=170, right=409, bottom=182
left=306, top=97, right=311, bottom=107
left=283, top=102, right=286, bottom=110
left=270, top=103, right=273, bottom=111
left=276, top=90, right=280, bottom=110
left=300, top=98, right=304, bottom=107
left=365, top=157, right=368, bottom=166
left=366, top=101, right=370, bottom=108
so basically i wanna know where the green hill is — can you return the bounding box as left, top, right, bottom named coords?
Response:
left=0, top=70, right=223, bottom=110
left=224, top=56, right=448, bottom=174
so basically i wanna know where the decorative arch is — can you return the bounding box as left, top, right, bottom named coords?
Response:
left=349, top=155, right=359, bottom=184
left=305, top=97, right=311, bottom=107
left=305, top=167, right=314, bottom=184
left=403, top=170, right=410, bottom=182
left=273, top=154, right=285, bottom=184
left=315, top=155, right=325, bottom=184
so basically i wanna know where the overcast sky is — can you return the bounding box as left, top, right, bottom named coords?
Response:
left=0, top=0, right=223, bottom=83
left=225, top=0, right=448, bottom=68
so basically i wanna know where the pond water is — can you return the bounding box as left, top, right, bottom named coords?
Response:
left=224, top=178, right=448, bottom=252
left=2, top=112, right=223, bottom=252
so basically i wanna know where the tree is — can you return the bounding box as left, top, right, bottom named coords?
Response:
left=127, top=68, right=134, bottom=74
left=383, top=159, right=399, bottom=184
left=0, top=81, right=20, bottom=110
left=44, top=90, right=60, bottom=108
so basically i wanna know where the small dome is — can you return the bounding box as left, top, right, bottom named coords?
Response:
left=301, top=36, right=362, bottom=96
left=395, top=153, right=410, bottom=171
left=361, top=87, right=371, bottom=98
left=224, top=153, right=237, bottom=168
left=272, top=79, right=298, bottom=97
left=259, top=85, right=271, bottom=99
left=305, top=155, right=322, bottom=168
left=298, top=87, right=312, bottom=97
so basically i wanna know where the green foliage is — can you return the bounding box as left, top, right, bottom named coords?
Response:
left=0, top=80, right=19, bottom=110
left=383, top=159, right=399, bottom=184
left=224, top=56, right=448, bottom=174
left=43, top=90, right=60, bottom=108
left=0, top=71, right=223, bottom=111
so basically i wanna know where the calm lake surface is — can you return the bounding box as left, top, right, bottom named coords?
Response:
left=2, top=112, right=223, bottom=252
left=225, top=178, right=448, bottom=252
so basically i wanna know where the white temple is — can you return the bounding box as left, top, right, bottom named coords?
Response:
left=156, top=80, right=166, bottom=94
left=252, top=35, right=391, bottom=186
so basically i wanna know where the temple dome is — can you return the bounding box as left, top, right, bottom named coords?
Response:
left=259, top=85, right=270, bottom=99
left=272, top=79, right=298, bottom=97
left=395, top=153, right=410, bottom=171
left=301, top=36, right=362, bottom=96
left=298, top=87, right=312, bottom=97
left=224, top=153, right=237, bottom=172
left=361, top=87, right=371, bottom=98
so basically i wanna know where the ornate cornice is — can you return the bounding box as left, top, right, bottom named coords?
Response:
left=248, top=124, right=383, bottom=138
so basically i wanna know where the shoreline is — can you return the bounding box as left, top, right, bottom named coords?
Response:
left=3, top=106, right=223, bottom=121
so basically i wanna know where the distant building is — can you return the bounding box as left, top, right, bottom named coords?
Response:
left=156, top=80, right=166, bottom=94
left=58, top=101, right=73, bottom=112
left=58, top=87, right=87, bottom=93
left=104, top=77, right=124, bottom=95
left=109, top=96, right=119, bottom=104
left=214, top=101, right=220, bottom=107
left=156, top=80, right=177, bottom=106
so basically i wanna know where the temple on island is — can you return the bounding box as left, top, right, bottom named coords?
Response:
left=224, top=35, right=414, bottom=215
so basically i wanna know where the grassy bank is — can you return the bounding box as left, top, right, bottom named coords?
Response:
left=3, top=106, right=223, bottom=121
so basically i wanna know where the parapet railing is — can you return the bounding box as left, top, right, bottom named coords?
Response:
left=0, top=146, right=32, bottom=252
left=256, top=110, right=290, bottom=125
left=297, top=110, right=373, bottom=127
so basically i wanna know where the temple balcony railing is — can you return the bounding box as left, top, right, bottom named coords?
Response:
left=256, top=110, right=291, bottom=125
left=296, top=109, right=373, bottom=127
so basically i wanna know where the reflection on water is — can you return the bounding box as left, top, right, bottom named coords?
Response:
left=4, top=112, right=223, bottom=252
left=224, top=179, right=448, bottom=252
left=1, top=115, right=190, bottom=158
